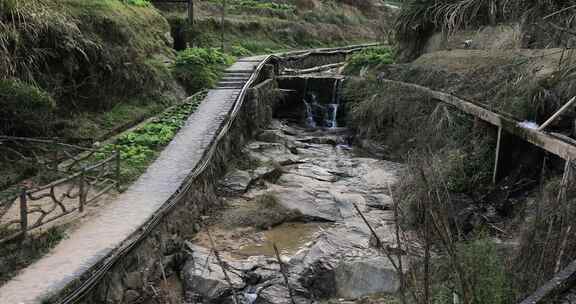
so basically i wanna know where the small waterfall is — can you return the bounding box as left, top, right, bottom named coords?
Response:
left=304, top=92, right=318, bottom=128
left=326, top=78, right=343, bottom=129
left=301, top=78, right=343, bottom=129
left=326, top=103, right=339, bottom=128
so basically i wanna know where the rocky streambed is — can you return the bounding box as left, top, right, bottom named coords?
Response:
left=181, top=120, right=406, bottom=304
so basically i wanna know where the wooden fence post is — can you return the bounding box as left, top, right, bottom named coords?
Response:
left=115, top=147, right=121, bottom=191
left=221, top=0, right=226, bottom=51
left=493, top=126, right=503, bottom=184
left=19, top=190, right=28, bottom=242
left=187, top=0, right=194, bottom=25
left=79, top=169, right=86, bottom=213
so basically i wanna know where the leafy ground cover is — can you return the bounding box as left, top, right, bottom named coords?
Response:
left=344, top=46, right=394, bottom=74
left=94, top=91, right=207, bottom=185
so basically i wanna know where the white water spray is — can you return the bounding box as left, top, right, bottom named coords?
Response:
left=304, top=93, right=318, bottom=128
left=326, top=79, right=343, bottom=128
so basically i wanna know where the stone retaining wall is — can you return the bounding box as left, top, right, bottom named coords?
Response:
left=82, top=79, right=280, bottom=304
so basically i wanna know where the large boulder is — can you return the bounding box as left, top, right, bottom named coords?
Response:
left=334, top=256, right=401, bottom=298
left=218, top=169, right=252, bottom=196
left=181, top=246, right=244, bottom=302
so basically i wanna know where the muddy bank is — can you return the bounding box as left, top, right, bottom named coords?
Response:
left=182, top=119, right=406, bottom=303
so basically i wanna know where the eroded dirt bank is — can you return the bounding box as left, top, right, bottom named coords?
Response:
left=182, top=119, right=406, bottom=303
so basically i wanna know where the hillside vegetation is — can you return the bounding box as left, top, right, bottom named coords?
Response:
left=0, top=0, right=183, bottom=139
left=343, top=1, right=576, bottom=302
left=159, top=0, right=393, bottom=54
left=395, top=0, right=575, bottom=61
left=0, top=0, right=391, bottom=188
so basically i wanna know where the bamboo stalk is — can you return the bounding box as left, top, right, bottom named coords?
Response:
left=538, top=96, right=576, bottom=131
left=493, top=126, right=503, bottom=184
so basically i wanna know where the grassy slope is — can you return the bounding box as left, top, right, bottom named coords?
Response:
left=344, top=7, right=576, bottom=299
left=159, top=0, right=393, bottom=54
left=1, top=0, right=184, bottom=139
left=0, top=0, right=185, bottom=188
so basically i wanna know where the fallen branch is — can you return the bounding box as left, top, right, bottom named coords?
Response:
left=389, top=183, right=407, bottom=304
left=206, top=228, right=240, bottom=304
left=351, top=202, right=401, bottom=272
left=273, top=243, right=297, bottom=304
left=544, top=5, right=576, bottom=20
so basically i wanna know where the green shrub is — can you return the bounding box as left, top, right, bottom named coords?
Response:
left=426, top=238, right=512, bottom=304
left=123, top=0, right=150, bottom=6
left=456, top=238, right=511, bottom=304
left=239, top=40, right=278, bottom=54
left=173, top=48, right=234, bottom=94
left=345, top=47, right=394, bottom=74
left=230, top=44, right=253, bottom=57
left=0, top=79, right=56, bottom=136
left=205, top=0, right=295, bottom=11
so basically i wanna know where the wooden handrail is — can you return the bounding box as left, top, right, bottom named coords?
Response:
left=379, top=79, right=576, bottom=161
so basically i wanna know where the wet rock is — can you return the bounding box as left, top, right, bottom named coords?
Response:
left=246, top=142, right=299, bottom=164
left=330, top=191, right=366, bottom=218
left=181, top=245, right=293, bottom=303
left=356, top=139, right=389, bottom=158
left=292, top=228, right=405, bottom=300
left=300, top=259, right=338, bottom=298
left=285, top=163, right=339, bottom=182
left=251, top=165, right=283, bottom=184
left=362, top=167, right=398, bottom=190
left=219, top=170, right=252, bottom=196
left=256, top=129, right=291, bottom=144
left=123, top=290, right=140, bottom=303
left=256, top=282, right=311, bottom=304
left=334, top=256, right=401, bottom=298
left=365, top=194, right=393, bottom=210
left=274, top=186, right=341, bottom=221
left=298, top=136, right=339, bottom=146
left=185, top=119, right=408, bottom=303
left=182, top=246, right=243, bottom=302
left=368, top=225, right=398, bottom=249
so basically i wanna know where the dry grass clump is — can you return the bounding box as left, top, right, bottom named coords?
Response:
left=1, top=0, right=175, bottom=117
left=512, top=169, right=576, bottom=298
left=0, top=0, right=89, bottom=82
left=344, top=78, right=432, bottom=144
left=394, top=155, right=512, bottom=304
left=344, top=77, right=496, bottom=176
left=0, top=0, right=181, bottom=137
left=394, top=0, right=575, bottom=61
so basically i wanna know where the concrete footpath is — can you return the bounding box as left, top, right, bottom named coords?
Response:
left=0, top=57, right=267, bottom=304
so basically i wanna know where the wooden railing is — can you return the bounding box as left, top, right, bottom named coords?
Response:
left=0, top=137, right=121, bottom=244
